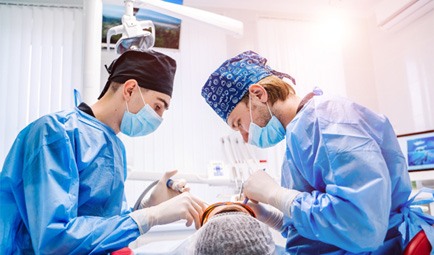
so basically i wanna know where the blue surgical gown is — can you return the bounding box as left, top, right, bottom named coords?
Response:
left=280, top=95, right=434, bottom=254
left=0, top=107, right=140, bottom=254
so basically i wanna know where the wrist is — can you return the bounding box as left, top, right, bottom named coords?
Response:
left=269, top=187, right=300, bottom=217
left=130, top=207, right=158, bottom=235
left=262, top=205, right=284, bottom=231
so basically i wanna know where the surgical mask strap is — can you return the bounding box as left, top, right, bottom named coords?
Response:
left=249, top=95, right=253, bottom=122
left=125, top=102, right=130, bottom=113
left=265, top=102, right=273, bottom=117
left=125, top=87, right=147, bottom=113
left=249, top=93, right=273, bottom=123
left=138, top=87, right=147, bottom=106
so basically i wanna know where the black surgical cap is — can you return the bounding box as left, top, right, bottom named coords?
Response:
left=98, top=50, right=177, bottom=99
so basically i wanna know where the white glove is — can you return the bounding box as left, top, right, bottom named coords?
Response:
left=140, top=170, right=190, bottom=209
left=247, top=202, right=284, bottom=231
left=243, top=170, right=300, bottom=217
left=130, top=192, right=207, bottom=234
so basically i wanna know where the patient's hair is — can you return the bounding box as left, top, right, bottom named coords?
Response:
left=194, top=212, right=275, bottom=255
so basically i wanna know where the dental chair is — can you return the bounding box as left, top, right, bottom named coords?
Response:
left=403, top=229, right=432, bottom=255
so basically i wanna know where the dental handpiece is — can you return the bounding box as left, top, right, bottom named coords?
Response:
left=166, top=178, right=186, bottom=193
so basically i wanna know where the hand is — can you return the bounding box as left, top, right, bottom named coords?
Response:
left=247, top=201, right=283, bottom=231
left=141, top=170, right=190, bottom=208
left=244, top=170, right=301, bottom=216
left=131, top=192, right=207, bottom=234
left=243, top=170, right=281, bottom=204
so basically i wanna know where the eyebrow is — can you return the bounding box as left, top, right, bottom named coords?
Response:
left=157, top=97, right=169, bottom=110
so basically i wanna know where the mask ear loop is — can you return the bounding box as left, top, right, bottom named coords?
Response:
left=125, top=102, right=130, bottom=113
left=265, top=102, right=273, bottom=118
left=125, top=86, right=146, bottom=113
left=249, top=94, right=253, bottom=122
left=251, top=90, right=273, bottom=120
left=125, top=84, right=143, bottom=113
left=138, top=87, right=147, bottom=106
left=253, top=88, right=273, bottom=119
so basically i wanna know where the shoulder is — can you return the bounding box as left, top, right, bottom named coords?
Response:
left=309, top=95, right=386, bottom=124
left=22, top=110, right=80, bottom=145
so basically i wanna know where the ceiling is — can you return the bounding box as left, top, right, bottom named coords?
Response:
left=100, top=0, right=380, bottom=14
left=1, top=0, right=381, bottom=17
left=0, top=0, right=82, bottom=7
left=183, top=0, right=380, bottom=15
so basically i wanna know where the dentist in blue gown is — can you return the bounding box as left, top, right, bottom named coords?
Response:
left=201, top=50, right=434, bottom=254
left=0, top=50, right=206, bottom=254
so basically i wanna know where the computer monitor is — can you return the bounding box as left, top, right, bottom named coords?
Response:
left=397, top=130, right=434, bottom=181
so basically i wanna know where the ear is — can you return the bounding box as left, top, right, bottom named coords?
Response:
left=122, top=79, right=138, bottom=101
left=248, top=84, right=268, bottom=103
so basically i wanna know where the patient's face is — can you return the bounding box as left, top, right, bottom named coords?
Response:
left=200, top=202, right=255, bottom=227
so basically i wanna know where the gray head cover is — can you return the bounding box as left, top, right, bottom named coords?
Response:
left=194, top=212, right=275, bottom=255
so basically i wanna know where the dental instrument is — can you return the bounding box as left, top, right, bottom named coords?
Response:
left=166, top=178, right=187, bottom=193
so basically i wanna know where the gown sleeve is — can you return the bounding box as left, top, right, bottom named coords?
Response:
left=22, top=121, right=140, bottom=254
left=284, top=99, right=392, bottom=253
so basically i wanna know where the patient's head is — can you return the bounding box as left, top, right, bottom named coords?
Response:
left=200, top=202, right=256, bottom=227
left=194, top=202, right=275, bottom=255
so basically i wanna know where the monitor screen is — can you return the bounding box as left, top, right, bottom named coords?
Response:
left=397, top=130, right=434, bottom=172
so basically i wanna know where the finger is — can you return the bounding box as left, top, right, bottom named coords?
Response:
left=191, top=196, right=208, bottom=210
left=194, top=216, right=201, bottom=230
left=175, top=179, right=187, bottom=187
left=186, top=197, right=204, bottom=229
left=173, top=180, right=188, bottom=192
left=190, top=199, right=204, bottom=217
left=180, top=186, right=190, bottom=193
left=163, top=170, right=178, bottom=181
left=182, top=201, right=195, bottom=228
left=185, top=214, right=193, bottom=227
left=189, top=206, right=201, bottom=229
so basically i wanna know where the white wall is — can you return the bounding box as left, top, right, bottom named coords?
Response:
left=200, top=6, right=434, bottom=136
left=101, top=19, right=243, bottom=205
left=368, top=10, right=434, bottom=135
left=118, top=6, right=434, bottom=205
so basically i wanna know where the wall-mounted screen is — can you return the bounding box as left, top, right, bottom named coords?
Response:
left=397, top=130, right=434, bottom=172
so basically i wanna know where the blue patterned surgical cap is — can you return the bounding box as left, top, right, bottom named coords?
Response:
left=201, top=50, right=296, bottom=122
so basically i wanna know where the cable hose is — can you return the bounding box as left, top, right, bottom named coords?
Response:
left=133, top=180, right=159, bottom=211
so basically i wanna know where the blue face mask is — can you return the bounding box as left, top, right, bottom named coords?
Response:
left=120, top=89, right=163, bottom=137
left=248, top=96, right=285, bottom=148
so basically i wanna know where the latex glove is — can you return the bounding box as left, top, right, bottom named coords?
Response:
left=244, top=170, right=300, bottom=217
left=247, top=202, right=284, bottom=231
left=140, top=170, right=190, bottom=209
left=130, top=192, right=207, bottom=234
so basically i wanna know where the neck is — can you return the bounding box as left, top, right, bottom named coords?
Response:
left=91, top=96, right=124, bottom=134
left=271, top=95, right=301, bottom=128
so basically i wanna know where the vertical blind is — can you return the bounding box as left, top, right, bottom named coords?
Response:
left=0, top=3, right=83, bottom=167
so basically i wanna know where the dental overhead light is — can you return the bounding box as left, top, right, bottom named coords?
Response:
left=107, top=0, right=156, bottom=54
left=107, top=0, right=244, bottom=54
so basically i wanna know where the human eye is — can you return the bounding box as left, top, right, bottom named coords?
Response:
left=152, top=103, right=162, bottom=114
